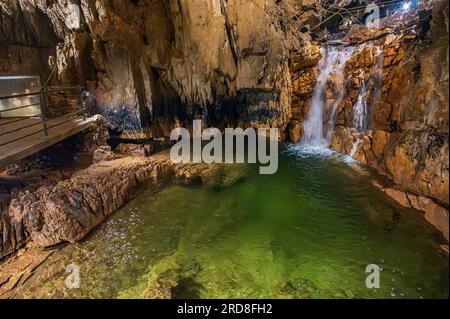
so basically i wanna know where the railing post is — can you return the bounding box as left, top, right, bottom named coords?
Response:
left=39, top=92, right=48, bottom=136
left=79, top=87, right=85, bottom=120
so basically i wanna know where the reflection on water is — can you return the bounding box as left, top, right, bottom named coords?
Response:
left=16, top=145, right=449, bottom=299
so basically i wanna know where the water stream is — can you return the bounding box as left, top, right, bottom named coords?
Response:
left=350, top=46, right=384, bottom=158
left=302, top=46, right=354, bottom=147
left=301, top=45, right=384, bottom=162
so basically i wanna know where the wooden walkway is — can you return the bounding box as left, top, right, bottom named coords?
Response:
left=0, top=115, right=97, bottom=168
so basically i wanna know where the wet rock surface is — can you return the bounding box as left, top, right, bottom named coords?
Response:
left=0, top=245, right=56, bottom=299
left=1, top=150, right=249, bottom=258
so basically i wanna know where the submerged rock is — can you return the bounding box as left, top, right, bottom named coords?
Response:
left=118, top=254, right=203, bottom=299
left=177, top=163, right=249, bottom=190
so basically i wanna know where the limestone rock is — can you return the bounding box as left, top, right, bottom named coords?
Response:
left=1, top=151, right=251, bottom=255
left=1, top=0, right=317, bottom=134
left=326, top=1, right=449, bottom=239
left=286, top=120, right=304, bottom=144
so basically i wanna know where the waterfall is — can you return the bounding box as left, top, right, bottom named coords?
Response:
left=302, top=46, right=355, bottom=147
left=350, top=46, right=384, bottom=159
left=352, top=71, right=370, bottom=132
left=352, top=46, right=383, bottom=133
left=349, top=138, right=362, bottom=158
left=349, top=72, right=371, bottom=159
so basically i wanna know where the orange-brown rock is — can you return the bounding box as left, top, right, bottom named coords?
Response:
left=327, top=1, right=450, bottom=240
left=286, top=120, right=304, bottom=144
left=332, top=128, right=449, bottom=206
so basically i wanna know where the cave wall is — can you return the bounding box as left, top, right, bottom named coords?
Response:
left=290, top=0, right=449, bottom=239
left=1, top=0, right=321, bottom=136
left=0, top=0, right=321, bottom=258
left=0, top=1, right=61, bottom=79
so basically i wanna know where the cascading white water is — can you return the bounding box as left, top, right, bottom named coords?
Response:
left=349, top=71, right=370, bottom=159
left=352, top=46, right=383, bottom=133
left=302, top=46, right=355, bottom=147
left=349, top=137, right=362, bottom=159
left=353, top=71, right=370, bottom=132
left=350, top=46, right=384, bottom=159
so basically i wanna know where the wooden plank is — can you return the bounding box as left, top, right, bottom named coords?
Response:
left=0, top=116, right=97, bottom=169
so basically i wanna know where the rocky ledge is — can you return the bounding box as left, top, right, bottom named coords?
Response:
left=1, top=151, right=249, bottom=259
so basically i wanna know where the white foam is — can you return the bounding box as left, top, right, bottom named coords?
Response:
left=284, top=144, right=359, bottom=165
left=285, top=144, right=337, bottom=158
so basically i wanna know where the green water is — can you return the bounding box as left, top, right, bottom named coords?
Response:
left=19, top=145, right=448, bottom=299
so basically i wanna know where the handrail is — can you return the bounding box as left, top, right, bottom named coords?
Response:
left=0, top=102, right=41, bottom=114
left=0, top=86, right=81, bottom=101
left=0, top=84, right=86, bottom=146
left=0, top=110, right=85, bottom=143
left=0, top=105, right=82, bottom=128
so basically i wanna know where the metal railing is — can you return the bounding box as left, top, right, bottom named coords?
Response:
left=0, top=86, right=86, bottom=148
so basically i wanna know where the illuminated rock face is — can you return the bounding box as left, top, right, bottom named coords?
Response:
left=0, top=0, right=320, bottom=135
left=345, top=8, right=448, bottom=206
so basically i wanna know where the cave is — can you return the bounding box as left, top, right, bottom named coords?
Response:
left=0, top=0, right=448, bottom=300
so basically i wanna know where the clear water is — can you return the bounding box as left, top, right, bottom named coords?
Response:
left=17, top=145, right=449, bottom=299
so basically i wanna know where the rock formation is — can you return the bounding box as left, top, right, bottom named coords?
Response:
left=332, top=2, right=449, bottom=239
left=1, top=149, right=249, bottom=258
left=1, top=0, right=321, bottom=136
left=287, top=0, right=448, bottom=240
